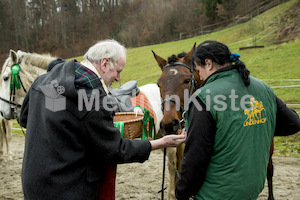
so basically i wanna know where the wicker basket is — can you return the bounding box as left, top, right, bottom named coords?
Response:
left=113, top=112, right=144, bottom=139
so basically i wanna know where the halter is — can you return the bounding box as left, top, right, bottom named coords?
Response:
left=0, top=62, right=27, bottom=119
left=161, top=62, right=198, bottom=127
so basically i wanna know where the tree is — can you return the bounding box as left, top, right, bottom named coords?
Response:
left=203, top=0, right=222, bottom=19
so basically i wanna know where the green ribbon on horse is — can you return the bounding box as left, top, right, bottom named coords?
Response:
left=114, top=121, right=124, bottom=138
left=10, top=64, right=21, bottom=90
left=114, top=108, right=156, bottom=140
left=136, top=106, right=156, bottom=140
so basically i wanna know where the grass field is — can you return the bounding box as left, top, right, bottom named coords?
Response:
left=12, top=0, right=300, bottom=157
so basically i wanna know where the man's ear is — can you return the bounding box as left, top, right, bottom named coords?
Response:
left=99, top=58, right=110, bottom=73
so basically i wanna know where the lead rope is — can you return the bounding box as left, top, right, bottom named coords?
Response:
left=20, top=127, right=26, bottom=136
left=16, top=110, right=26, bottom=136
left=18, top=119, right=26, bottom=136
left=158, top=148, right=167, bottom=199
left=158, top=111, right=185, bottom=199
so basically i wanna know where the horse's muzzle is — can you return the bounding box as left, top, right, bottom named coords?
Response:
left=160, top=119, right=181, bottom=135
left=3, top=107, right=19, bottom=120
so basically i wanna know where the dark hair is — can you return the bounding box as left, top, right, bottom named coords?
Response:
left=193, top=40, right=250, bottom=86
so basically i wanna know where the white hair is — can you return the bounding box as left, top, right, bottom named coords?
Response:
left=83, top=39, right=126, bottom=68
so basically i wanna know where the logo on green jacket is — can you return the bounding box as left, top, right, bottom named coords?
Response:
left=243, top=98, right=266, bottom=127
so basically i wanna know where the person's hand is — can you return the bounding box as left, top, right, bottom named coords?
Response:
left=150, top=128, right=186, bottom=150
left=162, top=128, right=186, bottom=147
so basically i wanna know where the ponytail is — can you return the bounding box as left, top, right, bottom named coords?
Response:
left=230, top=53, right=250, bottom=86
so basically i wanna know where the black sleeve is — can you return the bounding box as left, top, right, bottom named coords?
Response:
left=274, top=96, right=300, bottom=136
left=175, top=97, right=216, bottom=200
left=83, top=108, right=152, bottom=164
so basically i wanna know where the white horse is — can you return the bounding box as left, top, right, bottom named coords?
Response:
left=0, top=50, right=55, bottom=120
left=0, top=66, right=13, bottom=161
left=0, top=50, right=57, bottom=161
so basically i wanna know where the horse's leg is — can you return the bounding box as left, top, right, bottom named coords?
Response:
left=3, top=119, right=13, bottom=161
left=267, top=140, right=275, bottom=200
left=166, top=147, right=177, bottom=200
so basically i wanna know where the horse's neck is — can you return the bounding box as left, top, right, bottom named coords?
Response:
left=13, top=66, right=47, bottom=105
left=21, top=66, right=47, bottom=90
left=16, top=55, right=51, bottom=102
left=20, top=53, right=55, bottom=91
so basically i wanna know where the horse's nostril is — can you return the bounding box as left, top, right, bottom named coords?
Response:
left=160, top=119, right=180, bottom=135
left=172, top=119, right=180, bottom=132
left=173, top=125, right=180, bottom=132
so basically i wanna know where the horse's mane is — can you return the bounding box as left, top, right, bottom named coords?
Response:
left=21, top=52, right=57, bottom=70
left=167, top=52, right=197, bottom=71
left=167, top=52, right=186, bottom=65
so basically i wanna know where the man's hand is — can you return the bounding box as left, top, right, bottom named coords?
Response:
left=150, top=128, right=187, bottom=150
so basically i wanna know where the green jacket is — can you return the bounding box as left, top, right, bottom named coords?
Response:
left=187, top=69, right=276, bottom=200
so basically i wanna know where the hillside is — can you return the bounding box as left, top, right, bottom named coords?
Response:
left=97, top=0, right=300, bottom=106
left=115, top=0, right=300, bottom=86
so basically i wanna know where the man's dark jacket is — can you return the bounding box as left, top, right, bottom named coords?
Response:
left=20, top=59, right=151, bottom=200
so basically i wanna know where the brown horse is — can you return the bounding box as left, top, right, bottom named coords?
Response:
left=152, top=45, right=202, bottom=200
left=152, top=45, right=275, bottom=200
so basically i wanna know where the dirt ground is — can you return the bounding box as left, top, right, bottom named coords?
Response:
left=0, top=135, right=299, bottom=200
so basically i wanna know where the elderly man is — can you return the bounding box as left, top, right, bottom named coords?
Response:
left=20, top=39, right=186, bottom=200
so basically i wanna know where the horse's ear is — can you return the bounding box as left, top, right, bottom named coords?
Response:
left=9, top=50, right=18, bottom=64
left=183, top=43, right=196, bottom=65
left=152, top=50, right=167, bottom=70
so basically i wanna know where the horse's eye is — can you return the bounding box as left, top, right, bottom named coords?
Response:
left=3, top=77, right=9, bottom=81
left=184, top=79, right=191, bottom=84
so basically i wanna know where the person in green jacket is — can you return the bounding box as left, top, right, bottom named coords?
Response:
left=175, top=40, right=300, bottom=200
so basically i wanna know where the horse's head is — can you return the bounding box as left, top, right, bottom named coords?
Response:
left=0, top=50, right=24, bottom=119
left=0, top=50, right=54, bottom=120
left=153, top=45, right=202, bottom=135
